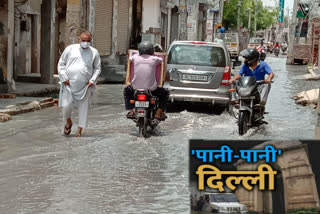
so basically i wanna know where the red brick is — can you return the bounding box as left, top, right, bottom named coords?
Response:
left=0, top=94, right=16, bottom=99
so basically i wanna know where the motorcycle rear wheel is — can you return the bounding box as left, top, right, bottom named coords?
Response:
left=238, top=111, right=249, bottom=135
left=138, top=117, right=147, bottom=137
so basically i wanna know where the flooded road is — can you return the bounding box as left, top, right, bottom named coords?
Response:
left=0, top=56, right=318, bottom=213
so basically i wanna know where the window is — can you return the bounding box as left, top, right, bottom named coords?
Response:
left=168, top=44, right=226, bottom=67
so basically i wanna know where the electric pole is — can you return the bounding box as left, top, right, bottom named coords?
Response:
left=218, top=0, right=225, bottom=25
left=254, top=0, right=257, bottom=37
left=237, top=0, right=241, bottom=32
left=287, top=0, right=298, bottom=64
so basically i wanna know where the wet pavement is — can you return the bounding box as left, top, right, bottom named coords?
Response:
left=0, top=55, right=319, bottom=213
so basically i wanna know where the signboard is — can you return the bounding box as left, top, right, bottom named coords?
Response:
left=179, top=5, right=186, bottom=13
left=278, top=0, right=284, bottom=23
left=187, top=20, right=196, bottom=32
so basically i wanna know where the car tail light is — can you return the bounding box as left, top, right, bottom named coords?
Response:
left=137, top=94, right=147, bottom=101
left=221, top=66, right=231, bottom=85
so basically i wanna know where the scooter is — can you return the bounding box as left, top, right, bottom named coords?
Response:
left=232, top=76, right=270, bottom=135
left=128, top=89, right=163, bottom=137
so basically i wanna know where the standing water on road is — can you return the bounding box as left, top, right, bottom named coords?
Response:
left=0, top=56, right=318, bottom=213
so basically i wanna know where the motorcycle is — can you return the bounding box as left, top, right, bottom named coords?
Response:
left=128, top=89, right=162, bottom=137
left=231, top=76, right=270, bottom=135
left=281, top=45, right=287, bottom=54
left=274, top=47, right=280, bottom=57
left=257, top=47, right=266, bottom=61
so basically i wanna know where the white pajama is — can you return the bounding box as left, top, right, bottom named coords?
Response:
left=62, top=89, right=90, bottom=128
left=57, top=44, right=101, bottom=129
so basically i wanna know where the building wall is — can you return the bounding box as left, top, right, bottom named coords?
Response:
left=142, top=0, right=161, bottom=32
left=116, top=0, right=130, bottom=55
left=0, top=0, right=8, bottom=89
left=187, top=1, right=199, bottom=41
left=13, top=0, right=41, bottom=78
left=94, top=0, right=113, bottom=56
left=65, top=0, right=81, bottom=46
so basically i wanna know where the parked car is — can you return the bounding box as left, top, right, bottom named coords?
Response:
left=198, top=192, right=248, bottom=213
left=163, top=41, right=232, bottom=109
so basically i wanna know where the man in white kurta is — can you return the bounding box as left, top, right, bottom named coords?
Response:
left=58, top=31, right=101, bottom=137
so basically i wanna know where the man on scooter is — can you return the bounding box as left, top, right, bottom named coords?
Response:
left=229, top=48, right=274, bottom=105
left=123, top=41, right=169, bottom=122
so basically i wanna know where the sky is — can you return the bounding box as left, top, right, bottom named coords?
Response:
left=261, top=0, right=294, bottom=15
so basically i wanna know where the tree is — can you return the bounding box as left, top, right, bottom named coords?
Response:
left=223, top=0, right=278, bottom=32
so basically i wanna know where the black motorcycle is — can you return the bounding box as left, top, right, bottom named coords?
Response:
left=128, top=90, right=161, bottom=137
left=232, top=76, right=270, bottom=135
left=274, top=47, right=280, bottom=57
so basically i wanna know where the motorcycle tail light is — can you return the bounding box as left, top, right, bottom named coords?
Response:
left=150, top=100, right=156, bottom=105
left=138, top=110, right=145, bottom=113
left=229, top=88, right=235, bottom=92
left=221, top=66, right=231, bottom=85
left=130, top=100, right=135, bottom=104
left=137, top=94, right=147, bottom=101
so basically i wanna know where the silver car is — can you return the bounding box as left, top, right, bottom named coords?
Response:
left=164, top=41, right=232, bottom=107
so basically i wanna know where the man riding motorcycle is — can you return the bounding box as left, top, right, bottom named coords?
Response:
left=229, top=48, right=274, bottom=105
left=123, top=41, right=169, bottom=123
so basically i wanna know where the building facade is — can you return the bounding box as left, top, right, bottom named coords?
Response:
left=0, top=0, right=222, bottom=93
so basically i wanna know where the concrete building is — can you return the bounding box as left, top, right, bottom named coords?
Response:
left=0, top=0, right=14, bottom=93
left=0, top=0, right=221, bottom=92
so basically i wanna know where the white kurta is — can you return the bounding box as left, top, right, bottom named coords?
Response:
left=58, top=44, right=101, bottom=128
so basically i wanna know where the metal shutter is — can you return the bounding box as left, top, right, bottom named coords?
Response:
left=94, top=0, right=113, bottom=56
left=117, top=0, right=130, bottom=55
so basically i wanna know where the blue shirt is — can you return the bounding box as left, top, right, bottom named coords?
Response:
left=239, top=61, right=272, bottom=81
left=218, top=27, right=225, bottom=33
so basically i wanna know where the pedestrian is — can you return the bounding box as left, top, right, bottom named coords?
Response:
left=58, top=31, right=101, bottom=137
left=217, top=25, right=226, bottom=39
left=123, top=41, right=169, bottom=124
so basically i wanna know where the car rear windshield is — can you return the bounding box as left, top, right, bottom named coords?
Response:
left=168, top=44, right=226, bottom=67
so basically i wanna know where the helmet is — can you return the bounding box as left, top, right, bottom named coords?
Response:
left=138, top=41, right=154, bottom=55
left=240, top=48, right=260, bottom=66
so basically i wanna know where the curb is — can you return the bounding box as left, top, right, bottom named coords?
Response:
left=0, top=97, right=57, bottom=122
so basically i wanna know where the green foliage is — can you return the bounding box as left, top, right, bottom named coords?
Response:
left=287, top=208, right=320, bottom=214
left=223, top=0, right=278, bottom=32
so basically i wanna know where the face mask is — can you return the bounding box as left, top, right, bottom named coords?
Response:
left=80, top=41, right=90, bottom=49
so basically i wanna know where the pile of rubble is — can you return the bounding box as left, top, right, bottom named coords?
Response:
left=0, top=98, right=57, bottom=122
